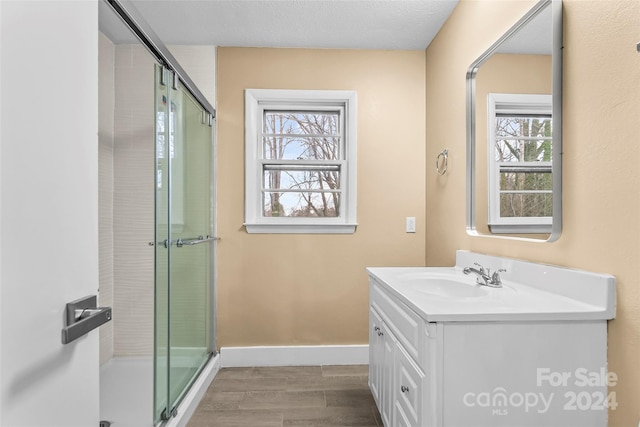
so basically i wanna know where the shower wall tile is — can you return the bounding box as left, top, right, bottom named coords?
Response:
left=114, top=44, right=133, bottom=68
left=114, top=69, right=155, bottom=112
left=168, top=46, right=217, bottom=108
left=99, top=135, right=115, bottom=365
left=99, top=32, right=115, bottom=366
left=113, top=44, right=155, bottom=357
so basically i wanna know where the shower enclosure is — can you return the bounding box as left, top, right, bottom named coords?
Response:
left=98, top=1, right=217, bottom=425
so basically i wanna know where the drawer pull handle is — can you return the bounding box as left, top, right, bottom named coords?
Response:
left=374, top=326, right=380, bottom=332
left=400, top=385, right=409, bottom=393
left=377, top=330, right=384, bottom=337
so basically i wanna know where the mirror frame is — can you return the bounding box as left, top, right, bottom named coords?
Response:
left=466, top=0, right=563, bottom=242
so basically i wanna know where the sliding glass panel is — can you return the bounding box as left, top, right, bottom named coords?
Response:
left=153, top=64, right=170, bottom=424
left=168, top=83, right=213, bottom=412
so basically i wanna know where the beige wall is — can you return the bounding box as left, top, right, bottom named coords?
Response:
left=425, top=0, right=640, bottom=424
left=216, top=48, right=426, bottom=347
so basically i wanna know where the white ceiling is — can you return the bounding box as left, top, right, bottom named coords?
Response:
left=100, top=0, right=460, bottom=50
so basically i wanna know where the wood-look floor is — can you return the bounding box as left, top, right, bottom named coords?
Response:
left=187, top=365, right=382, bottom=427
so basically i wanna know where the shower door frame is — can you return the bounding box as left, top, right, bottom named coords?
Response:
left=104, top=0, right=215, bottom=116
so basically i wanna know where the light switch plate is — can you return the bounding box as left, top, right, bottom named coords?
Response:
left=406, top=217, right=416, bottom=233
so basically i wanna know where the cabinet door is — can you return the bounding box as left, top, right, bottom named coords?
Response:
left=395, top=401, right=414, bottom=427
left=394, top=343, right=425, bottom=427
left=370, top=304, right=398, bottom=427
left=369, top=306, right=384, bottom=406
left=381, top=322, right=396, bottom=427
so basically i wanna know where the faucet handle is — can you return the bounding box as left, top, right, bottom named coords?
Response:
left=491, top=269, right=507, bottom=285
left=473, top=262, right=485, bottom=273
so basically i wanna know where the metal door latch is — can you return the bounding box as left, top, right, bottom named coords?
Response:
left=61, top=295, right=112, bottom=344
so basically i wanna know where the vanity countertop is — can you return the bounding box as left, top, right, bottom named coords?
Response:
left=367, top=251, right=616, bottom=322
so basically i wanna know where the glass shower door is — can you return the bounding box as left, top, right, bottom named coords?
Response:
left=167, top=72, right=213, bottom=411
left=154, top=64, right=170, bottom=424
left=154, top=64, right=214, bottom=423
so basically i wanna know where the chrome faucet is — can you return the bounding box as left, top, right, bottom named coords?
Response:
left=463, top=262, right=506, bottom=288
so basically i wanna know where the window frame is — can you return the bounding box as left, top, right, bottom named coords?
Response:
left=244, top=89, right=357, bottom=234
left=487, top=93, right=553, bottom=234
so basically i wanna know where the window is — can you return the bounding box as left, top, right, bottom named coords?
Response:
left=244, top=89, right=357, bottom=234
left=488, top=93, right=552, bottom=234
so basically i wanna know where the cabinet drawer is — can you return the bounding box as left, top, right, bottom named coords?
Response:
left=395, top=344, right=425, bottom=427
left=371, top=279, right=422, bottom=362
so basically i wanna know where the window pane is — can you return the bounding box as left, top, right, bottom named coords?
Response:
left=264, top=111, right=340, bottom=135
left=495, top=116, right=552, bottom=163
left=264, top=169, right=340, bottom=191
left=500, top=193, right=552, bottom=218
left=262, top=136, right=340, bottom=160
left=262, top=191, right=340, bottom=217
left=495, top=116, right=552, bottom=138
left=500, top=172, right=553, bottom=191
left=495, top=139, right=552, bottom=162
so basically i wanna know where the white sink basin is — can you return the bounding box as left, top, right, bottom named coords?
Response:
left=402, top=277, right=489, bottom=298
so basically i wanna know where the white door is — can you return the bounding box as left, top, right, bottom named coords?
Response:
left=0, top=1, right=100, bottom=426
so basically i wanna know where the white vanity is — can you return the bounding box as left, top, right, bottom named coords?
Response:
left=367, top=251, right=616, bottom=427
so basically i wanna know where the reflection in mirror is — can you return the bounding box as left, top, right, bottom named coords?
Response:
left=466, top=0, right=562, bottom=242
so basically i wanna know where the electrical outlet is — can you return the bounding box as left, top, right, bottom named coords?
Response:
left=406, top=217, right=416, bottom=233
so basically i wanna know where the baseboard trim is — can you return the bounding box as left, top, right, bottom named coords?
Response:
left=220, top=344, right=369, bottom=368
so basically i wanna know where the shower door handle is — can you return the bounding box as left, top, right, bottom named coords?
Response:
left=176, top=235, right=219, bottom=247
left=148, top=235, right=219, bottom=248
left=61, top=295, right=112, bottom=344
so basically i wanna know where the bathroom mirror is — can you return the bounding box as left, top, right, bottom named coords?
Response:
left=466, top=0, right=562, bottom=242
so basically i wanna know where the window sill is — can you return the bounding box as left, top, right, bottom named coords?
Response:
left=244, top=223, right=357, bottom=234
left=489, top=223, right=552, bottom=234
